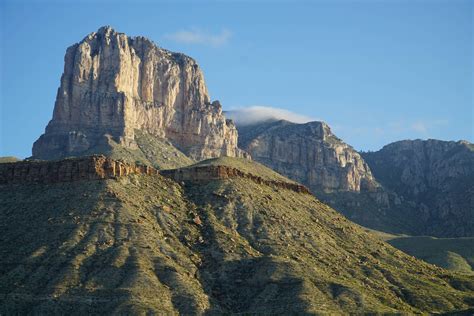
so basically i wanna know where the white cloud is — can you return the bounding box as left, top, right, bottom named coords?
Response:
left=165, top=28, right=231, bottom=47
left=225, top=106, right=315, bottom=126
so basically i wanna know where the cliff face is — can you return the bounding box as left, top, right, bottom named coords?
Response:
left=362, top=139, right=474, bottom=237
left=0, top=156, right=158, bottom=184
left=238, top=120, right=474, bottom=237
left=161, top=165, right=311, bottom=194
left=237, top=120, right=379, bottom=193
left=32, top=26, right=243, bottom=161
left=0, top=156, right=309, bottom=194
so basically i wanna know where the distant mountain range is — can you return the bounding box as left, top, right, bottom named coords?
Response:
left=232, top=118, right=474, bottom=238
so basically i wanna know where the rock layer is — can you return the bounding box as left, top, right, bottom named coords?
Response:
left=32, top=26, right=244, bottom=160
left=161, top=165, right=311, bottom=194
left=0, top=155, right=158, bottom=184
left=237, top=120, right=379, bottom=193
left=1, top=156, right=309, bottom=194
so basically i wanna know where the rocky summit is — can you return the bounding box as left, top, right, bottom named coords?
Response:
left=32, top=26, right=244, bottom=162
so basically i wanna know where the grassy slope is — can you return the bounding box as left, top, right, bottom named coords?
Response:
left=1, top=157, right=473, bottom=314
left=0, top=175, right=208, bottom=314
left=44, top=130, right=195, bottom=170
left=184, top=177, right=474, bottom=314
left=369, top=230, right=474, bottom=275
left=192, top=156, right=295, bottom=182
left=315, top=191, right=422, bottom=235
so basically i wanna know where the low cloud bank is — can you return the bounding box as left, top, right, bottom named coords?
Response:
left=225, top=106, right=314, bottom=126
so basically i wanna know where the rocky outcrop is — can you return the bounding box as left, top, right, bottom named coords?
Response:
left=1, top=156, right=309, bottom=194
left=362, top=139, right=474, bottom=237
left=0, top=155, right=158, bottom=184
left=161, top=165, right=311, bottom=194
left=237, top=120, right=379, bottom=193
left=32, top=26, right=244, bottom=161
left=238, top=119, right=474, bottom=237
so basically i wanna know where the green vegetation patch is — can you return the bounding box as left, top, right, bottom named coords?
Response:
left=76, top=130, right=195, bottom=170
left=1, top=170, right=473, bottom=314
left=192, top=156, right=296, bottom=183
left=387, top=236, right=474, bottom=275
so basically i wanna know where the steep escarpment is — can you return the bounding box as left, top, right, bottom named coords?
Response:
left=32, top=26, right=244, bottom=162
left=0, top=155, right=158, bottom=184
left=0, top=156, right=309, bottom=194
left=161, top=163, right=311, bottom=194
left=362, top=139, right=474, bottom=237
left=1, top=157, right=473, bottom=314
left=237, top=120, right=379, bottom=193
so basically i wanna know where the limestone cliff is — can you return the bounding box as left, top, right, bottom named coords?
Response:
left=362, top=139, right=474, bottom=237
left=32, top=26, right=244, bottom=161
left=237, top=119, right=379, bottom=193
left=161, top=165, right=311, bottom=194
left=237, top=120, right=474, bottom=237
left=0, top=155, right=159, bottom=184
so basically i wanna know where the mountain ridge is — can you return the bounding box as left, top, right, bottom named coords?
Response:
left=362, top=138, right=474, bottom=237
left=236, top=119, right=380, bottom=193
left=235, top=120, right=474, bottom=238
left=1, top=156, right=473, bottom=313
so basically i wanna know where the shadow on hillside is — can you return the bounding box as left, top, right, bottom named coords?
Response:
left=0, top=180, right=109, bottom=314
left=185, top=208, right=310, bottom=312
left=200, top=254, right=312, bottom=314
left=175, top=180, right=314, bottom=314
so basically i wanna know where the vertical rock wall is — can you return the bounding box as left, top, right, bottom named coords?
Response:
left=32, top=26, right=244, bottom=160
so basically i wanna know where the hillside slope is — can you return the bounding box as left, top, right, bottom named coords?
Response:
left=370, top=230, right=474, bottom=275
left=1, top=157, right=473, bottom=314
left=69, top=129, right=196, bottom=170
left=0, top=157, right=20, bottom=163
left=388, top=237, right=474, bottom=275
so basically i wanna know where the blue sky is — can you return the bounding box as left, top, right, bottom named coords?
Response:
left=1, top=0, right=472, bottom=158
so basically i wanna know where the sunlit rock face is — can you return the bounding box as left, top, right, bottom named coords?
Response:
left=33, top=26, right=244, bottom=160
left=238, top=119, right=379, bottom=193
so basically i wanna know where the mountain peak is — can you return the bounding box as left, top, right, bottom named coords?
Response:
left=237, top=119, right=379, bottom=193
left=33, top=27, right=245, bottom=162
left=96, top=25, right=115, bottom=34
